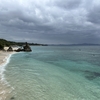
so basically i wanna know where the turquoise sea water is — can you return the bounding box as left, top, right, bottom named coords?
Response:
left=3, top=46, right=100, bottom=100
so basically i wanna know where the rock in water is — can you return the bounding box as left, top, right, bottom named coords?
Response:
left=10, top=97, right=15, bottom=99
left=23, top=42, right=32, bottom=52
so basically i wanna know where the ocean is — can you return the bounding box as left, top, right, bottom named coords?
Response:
left=2, top=46, right=100, bottom=100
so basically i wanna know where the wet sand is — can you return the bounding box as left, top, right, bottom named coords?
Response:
left=0, top=51, right=15, bottom=100
left=0, top=51, right=12, bottom=65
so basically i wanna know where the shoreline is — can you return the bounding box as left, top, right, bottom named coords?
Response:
left=0, top=51, right=15, bottom=66
left=0, top=51, right=16, bottom=100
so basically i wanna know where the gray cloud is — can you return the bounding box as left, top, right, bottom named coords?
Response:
left=53, top=0, right=82, bottom=10
left=88, top=6, right=100, bottom=24
left=0, top=0, right=100, bottom=44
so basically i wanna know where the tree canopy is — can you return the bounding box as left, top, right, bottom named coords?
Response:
left=0, top=38, right=47, bottom=50
left=0, top=39, right=10, bottom=49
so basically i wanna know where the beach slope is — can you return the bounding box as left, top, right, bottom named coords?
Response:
left=0, top=51, right=15, bottom=100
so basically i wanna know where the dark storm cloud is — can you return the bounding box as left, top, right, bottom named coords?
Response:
left=0, top=0, right=100, bottom=44
left=88, top=6, right=100, bottom=24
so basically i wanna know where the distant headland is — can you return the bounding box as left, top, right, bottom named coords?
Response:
left=0, top=39, right=47, bottom=52
left=48, top=43, right=100, bottom=46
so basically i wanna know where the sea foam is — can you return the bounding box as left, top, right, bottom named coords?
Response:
left=0, top=53, right=16, bottom=90
left=0, top=53, right=12, bottom=81
left=0, top=53, right=16, bottom=100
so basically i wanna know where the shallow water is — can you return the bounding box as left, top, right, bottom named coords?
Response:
left=3, top=46, right=100, bottom=100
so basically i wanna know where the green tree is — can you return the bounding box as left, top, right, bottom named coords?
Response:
left=0, top=44, right=4, bottom=50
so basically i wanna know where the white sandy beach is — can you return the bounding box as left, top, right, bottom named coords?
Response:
left=0, top=51, right=15, bottom=100
left=0, top=51, right=12, bottom=65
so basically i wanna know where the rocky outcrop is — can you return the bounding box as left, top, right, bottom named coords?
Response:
left=15, top=48, right=23, bottom=52
left=7, top=46, right=13, bottom=51
left=14, top=42, right=32, bottom=52
left=23, top=42, right=32, bottom=52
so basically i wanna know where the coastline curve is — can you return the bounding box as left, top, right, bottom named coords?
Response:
left=0, top=52, right=16, bottom=100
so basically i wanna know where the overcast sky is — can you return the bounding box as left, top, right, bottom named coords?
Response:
left=0, top=0, right=100, bottom=44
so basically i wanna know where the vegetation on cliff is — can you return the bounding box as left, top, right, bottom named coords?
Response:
left=0, top=39, right=47, bottom=50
